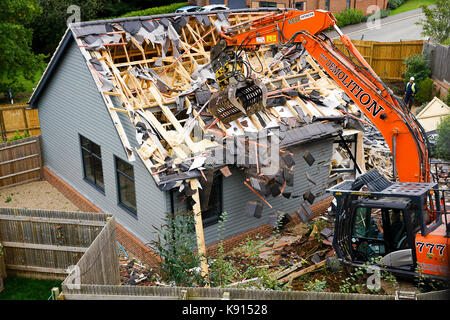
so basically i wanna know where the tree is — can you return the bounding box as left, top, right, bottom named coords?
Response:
left=403, top=54, right=431, bottom=83
left=417, top=0, right=450, bottom=44
left=30, top=0, right=185, bottom=57
left=0, top=0, right=45, bottom=96
left=31, top=0, right=107, bottom=56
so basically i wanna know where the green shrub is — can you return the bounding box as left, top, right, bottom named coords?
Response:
left=149, top=211, right=206, bottom=287
left=380, top=9, right=391, bottom=19
left=388, top=0, right=405, bottom=10
left=305, top=279, right=328, bottom=292
left=435, top=115, right=450, bottom=160
left=414, top=77, right=434, bottom=105
left=9, top=130, right=30, bottom=142
left=120, top=2, right=188, bottom=18
left=335, top=8, right=364, bottom=27
left=445, top=93, right=450, bottom=106
left=403, top=54, right=431, bottom=83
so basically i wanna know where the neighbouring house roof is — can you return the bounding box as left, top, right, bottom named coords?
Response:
left=29, top=8, right=364, bottom=205
left=416, top=97, right=450, bottom=132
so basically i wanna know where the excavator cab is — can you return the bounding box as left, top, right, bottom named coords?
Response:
left=349, top=198, right=416, bottom=269
left=328, top=170, right=450, bottom=279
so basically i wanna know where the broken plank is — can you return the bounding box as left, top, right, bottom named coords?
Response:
left=278, top=260, right=326, bottom=284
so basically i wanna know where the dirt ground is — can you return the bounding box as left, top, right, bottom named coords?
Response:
left=0, top=181, right=80, bottom=211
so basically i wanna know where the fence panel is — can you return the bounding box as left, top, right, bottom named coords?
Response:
left=333, top=40, right=424, bottom=81
left=0, top=104, right=40, bottom=141
left=423, top=42, right=450, bottom=83
left=0, top=136, right=43, bottom=188
left=62, top=284, right=396, bottom=300
left=62, top=284, right=449, bottom=300
left=0, top=208, right=114, bottom=280
left=62, top=216, right=120, bottom=286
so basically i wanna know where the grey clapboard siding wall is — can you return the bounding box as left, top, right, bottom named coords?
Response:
left=36, top=39, right=166, bottom=245
left=168, top=139, right=334, bottom=246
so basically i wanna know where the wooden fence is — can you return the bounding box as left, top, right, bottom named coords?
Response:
left=333, top=40, right=424, bottom=81
left=0, top=104, right=40, bottom=141
left=0, top=208, right=117, bottom=280
left=60, top=283, right=450, bottom=300
left=423, top=42, right=450, bottom=83
left=0, top=135, right=43, bottom=189
left=62, top=215, right=120, bottom=287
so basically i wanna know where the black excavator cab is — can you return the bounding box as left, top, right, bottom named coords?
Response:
left=327, top=170, right=449, bottom=278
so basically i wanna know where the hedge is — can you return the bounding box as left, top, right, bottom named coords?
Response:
left=120, top=2, right=188, bottom=18
left=387, top=0, right=405, bottom=10
left=335, top=8, right=364, bottom=27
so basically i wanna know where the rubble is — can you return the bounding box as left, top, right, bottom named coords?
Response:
left=363, top=125, right=393, bottom=180
left=119, top=248, right=159, bottom=286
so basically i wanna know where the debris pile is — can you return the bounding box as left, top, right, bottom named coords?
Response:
left=203, top=215, right=338, bottom=289
left=363, top=125, right=393, bottom=180
left=119, top=252, right=157, bottom=286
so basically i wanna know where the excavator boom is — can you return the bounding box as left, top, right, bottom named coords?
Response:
left=217, top=9, right=430, bottom=183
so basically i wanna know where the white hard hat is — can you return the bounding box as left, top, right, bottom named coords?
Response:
left=410, top=77, right=415, bottom=81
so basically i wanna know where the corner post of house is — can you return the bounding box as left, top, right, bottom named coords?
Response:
left=189, top=178, right=209, bottom=285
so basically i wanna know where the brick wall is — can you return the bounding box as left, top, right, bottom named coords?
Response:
left=115, top=222, right=162, bottom=267
left=353, top=0, right=388, bottom=15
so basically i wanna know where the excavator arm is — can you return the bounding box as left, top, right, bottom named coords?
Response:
left=215, top=9, right=430, bottom=183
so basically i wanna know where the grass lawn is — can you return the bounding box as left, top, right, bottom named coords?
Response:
left=389, top=0, right=435, bottom=15
left=0, top=276, right=62, bottom=300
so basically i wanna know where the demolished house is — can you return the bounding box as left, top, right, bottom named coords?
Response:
left=29, top=8, right=366, bottom=262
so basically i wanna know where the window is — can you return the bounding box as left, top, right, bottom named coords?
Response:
left=259, top=1, right=277, bottom=7
left=351, top=206, right=411, bottom=262
left=201, top=174, right=223, bottom=227
left=325, top=0, right=330, bottom=10
left=295, top=2, right=305, bottom=10
left=187, top=172, right=223, bottom=227
left=346, top=0, right=351, bottom=9
left=80, top=135, right=104, bottom=191
left=352, top=207, right=386, bottom=260
left=115, top=157, right=137, bottom=215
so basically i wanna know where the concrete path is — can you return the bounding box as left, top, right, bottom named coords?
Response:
left=325, top=8, right=428, bottom=42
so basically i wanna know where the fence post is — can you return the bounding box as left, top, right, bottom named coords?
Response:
left=21, top=107, right=29, bottom=136
left=0, top=242, right=6, bottom=292
left=37, top=135, right=44, bottom=180
left=0, top=111, right=6, bottom=141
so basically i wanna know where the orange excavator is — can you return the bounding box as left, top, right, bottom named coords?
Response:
left=211, top=9, right=449, bottom=280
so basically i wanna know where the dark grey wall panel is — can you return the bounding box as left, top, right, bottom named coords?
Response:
left=37, top=40, right=166, bottom=245
left=168, top=139, right=334, bottom=246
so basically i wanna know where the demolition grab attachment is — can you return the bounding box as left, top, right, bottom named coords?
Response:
left=209, top=79, right=267, bottom=124
left=209, top=40, right=267, bottom=123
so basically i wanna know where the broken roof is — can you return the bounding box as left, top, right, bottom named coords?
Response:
left=30, top=8, right=363, bottom=200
